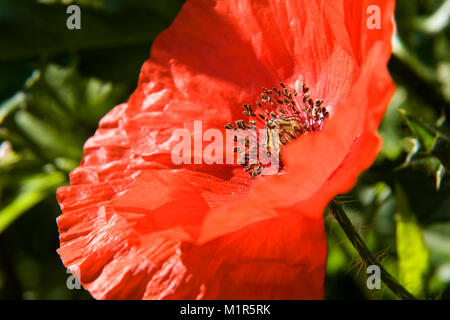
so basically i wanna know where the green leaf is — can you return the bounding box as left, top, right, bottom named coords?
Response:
left=0, top=171, right=65, bottom=233
left=14, top=110, right=83, bottom=159
left=379, top=88, right=408, bottom=160
left=0, top=91, right=26, bottom=124
left=399, top=109, right=440, bottom=152
left=0, top=141, right=21, bottom=169
left=398, top=137, right=420, bottom=169
left=433, top=138, right=450, bottom=170
left=398, top=109, right=450, bottom=188
left=414, top=0, right=450, bottom=34
left=436, top=163, right=446, bottom=190
left=395, top=184, right=431, bottom=297
left=25, top=63, right=127, bottom=128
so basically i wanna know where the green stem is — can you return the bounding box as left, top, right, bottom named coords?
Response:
left=328, top=200, right=416, bottom=300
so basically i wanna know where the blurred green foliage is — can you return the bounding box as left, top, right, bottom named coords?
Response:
left=0, top=0, right=448, bottom=299
left=0, top=0, right=184, bottom=299
left=325, top=0, right=450, bottom=299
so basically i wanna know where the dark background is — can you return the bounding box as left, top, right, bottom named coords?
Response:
left=0, top=0, right=448, bottom=299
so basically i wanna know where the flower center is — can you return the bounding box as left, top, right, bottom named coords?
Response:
left=225, top=82, right=329, bottom=178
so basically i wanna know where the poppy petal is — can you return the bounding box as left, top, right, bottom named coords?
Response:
left=57, top=0, right=396, bottom=299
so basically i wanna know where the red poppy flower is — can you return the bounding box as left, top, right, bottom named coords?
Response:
left=57, top=0, right=395, bottom=299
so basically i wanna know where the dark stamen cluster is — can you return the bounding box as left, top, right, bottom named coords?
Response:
left=225, top=82, right=330, bottom=178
